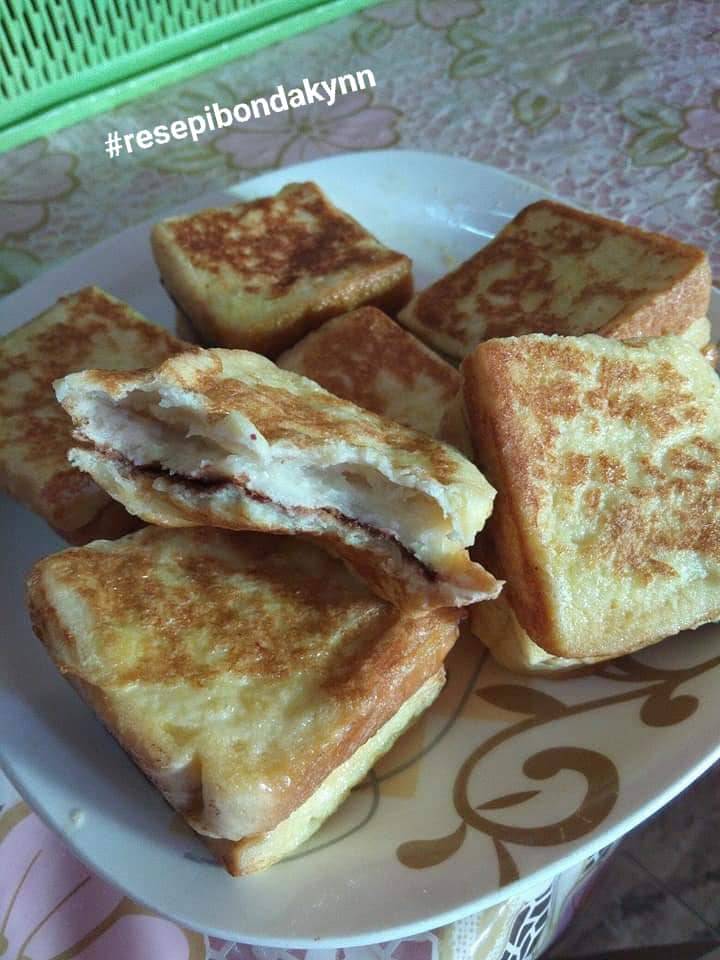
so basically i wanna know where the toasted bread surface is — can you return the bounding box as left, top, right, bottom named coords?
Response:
left=463, top=333, right=720, bottom=660
left=152, top=182, right=412, bottom=356
left=209, top=669, right=445, bottom=875
left=399, top=200, right=710, bottom=359
left=27, top=527, right=458, bottom=871
left=277, top=307, right=459, bottom=436
left=0, top=286, right=185, bottom=540
left=56, top=347, right=500, bottom=610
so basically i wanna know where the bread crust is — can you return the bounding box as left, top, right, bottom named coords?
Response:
left=702, top=342, right=719, bottom=368
left=600, top=259, right=711, bottom=340
left=462, top=353, right=554, bottom=646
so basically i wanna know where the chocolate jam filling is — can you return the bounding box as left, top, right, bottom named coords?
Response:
left=115, top=455, right=438, bottom=582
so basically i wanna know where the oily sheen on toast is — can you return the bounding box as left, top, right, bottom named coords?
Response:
left=277, top=306, right=460, bottom=436
left=151, top=182, right=413, bottom=356
left=463, top=333, right=720, bottom=667
left=399, top=200, right=711, bottom=360
left=26, top=527, right=457, bottom=875
left=55, top=347, right=500, bottom=610
left=0, top=286, right=186, bottom=543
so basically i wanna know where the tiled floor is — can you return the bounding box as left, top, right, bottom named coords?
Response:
left=546, top=762, right=720, bottom=957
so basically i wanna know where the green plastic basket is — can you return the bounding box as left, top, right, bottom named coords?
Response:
left=0, top=0, right=381, bottom=153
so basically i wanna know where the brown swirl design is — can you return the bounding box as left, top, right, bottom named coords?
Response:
left=397, top=649, right=720, bottom=879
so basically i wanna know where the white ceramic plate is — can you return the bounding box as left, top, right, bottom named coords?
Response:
left=1, top=150, right=719, bottom=948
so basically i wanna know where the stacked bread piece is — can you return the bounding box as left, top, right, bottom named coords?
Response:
left=0, top=287, right=187, bottom=543
left=28, top=527, right=458, bottom=876
left=5, top=184, right=717, bottom=876
left=151, top=181, right=413, bottom=355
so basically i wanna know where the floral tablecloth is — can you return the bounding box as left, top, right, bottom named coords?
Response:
left=2, top=0, right=719, bottom=295
left=1, top=0, right=718, bottom=957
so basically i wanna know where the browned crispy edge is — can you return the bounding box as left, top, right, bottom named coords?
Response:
left=151, top=226, right=413, bottom=358
left=205, top=831, right=275, bottom=877
left=600, top=258, right=711, bottom=339
left=462, top=345, right=556, bottom=651
left=514, top=199, right=708, bottom=259
left=365, top=270, right=414, bottom=318
left=26, top=554, right=459, bottom=874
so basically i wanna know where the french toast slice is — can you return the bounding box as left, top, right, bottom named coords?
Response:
left=399, top=200, right=711, bottom=360
left=152, top=182, right=413, bottom=356
left=0, top=286, right=186, bottom=543
left=463, top=333, right=720, bottom=667
left=56, top=347, right=500, bottom=611
left=27, top=527, right=457, bottom=874
left=277, top=306, right=459, bottom=437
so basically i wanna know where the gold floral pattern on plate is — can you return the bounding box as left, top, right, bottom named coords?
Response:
left=396, top=647, right=720, bottom=881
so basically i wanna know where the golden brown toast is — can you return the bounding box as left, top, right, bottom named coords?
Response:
left=27, top=527, right=457, bottom=874
left=55, top=348, right=500, bottom=611
left=463, top=333, right=720, bottom=665
left=277, top=306, right=460, bottom=436
left=0, top=286, right=185, bottom=542
left=399, top=200, right=711, bottom=360
left=152, top=182, right=413, bottom=356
